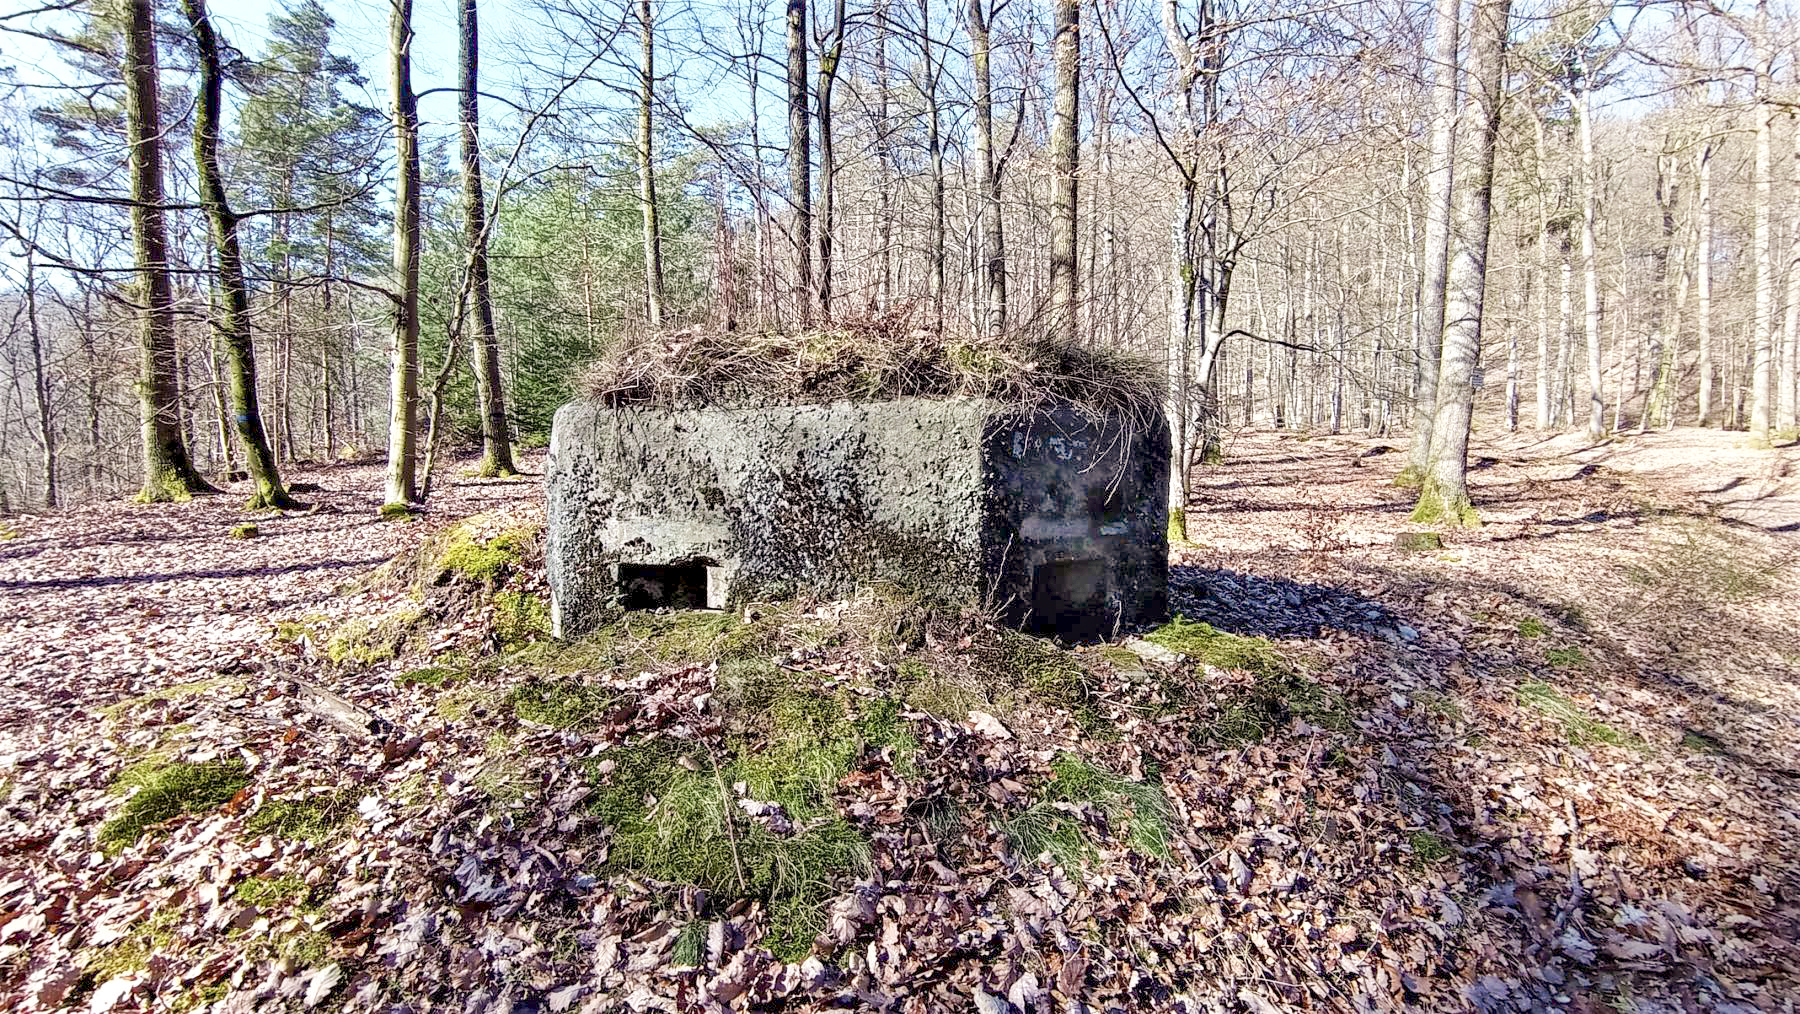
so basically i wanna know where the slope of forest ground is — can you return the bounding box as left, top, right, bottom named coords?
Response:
left=0, top=429, right=1795, bottom=1013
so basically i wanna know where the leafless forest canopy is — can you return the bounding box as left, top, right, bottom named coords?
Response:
left=0, top=0, right=1796, bottom=513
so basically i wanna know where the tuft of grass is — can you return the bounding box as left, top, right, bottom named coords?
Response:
left=1545, top=646, right=1587, bottom=669
left=671, top=920, right=706, bottom=967
left=1044, top=752, right=1171, bottom=858
left=508, top=678, right=614, bottom=729
left=893, top=656, right=985, bottom=719
left=1518, top=617, right=1547, bottom=638
left=245, top=792, right=355, bottom=842
left=99, top=760, right=249, bottom=852
left=1517, top=680, right=1638, bottom=749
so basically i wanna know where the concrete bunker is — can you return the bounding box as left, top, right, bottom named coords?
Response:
left=545, top=397, right=1169, bottom=639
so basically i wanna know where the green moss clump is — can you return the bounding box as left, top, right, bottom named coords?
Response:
left=229, top=523, right=259, bottom=539
left=1409, top=481, right=1481, bottom=528
left=324, top=608, right=422, bottom=665
left=378, top=502, right=417, bottom=521
left=396, top=665, right=456, bottom=687
left=508, top=678, right=614, bottom=729
left=1167, top=507, right=1191, bottom=546
left=1145, top=617, right=1284, bottom=676
left=245, top=792, right=354, bottom=842
left=616, top=610, right=770, bottom=664
left=586, top=673, right=910, bottom=961
left=81, top=907, right=179, bottom=987
left=494, top=590, right=551, bottom=644
left=1408, top=830, right=1454, bottom=865
left=233, top=874, right=312, bottom=908
left=437, top=523, right=535, bottom=583
left=99, top=760, right=250, bottom=852
left=1391, top=464, right=1424, bottom=490
left=976, top=630, right=1108, bottom=733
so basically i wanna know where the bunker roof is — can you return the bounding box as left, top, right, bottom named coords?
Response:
left=580, top=315, right=1164, bottom=422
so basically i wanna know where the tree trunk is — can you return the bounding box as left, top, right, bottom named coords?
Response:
left=1696, top=142, right=1714, bottom=426
left=1048, top=0, right=1079, bottom=343
left=1781, top=106, right=1800, bottom=436
left=385, top=0, right=422, bottom=508
left=24, top=250, right=56, bottom=508
left=969, top=0, right=1006, bottom=335
left=1402, top=0, right=1458, bottom=483
left=816, top=0, right=845, bottom=322
left=122, top=0, right=211, bottom=502
left=920, top=0, right=945, bottom=330
left=182, top=0, right=294, bottom=509
left=459, top=0, right=517, bottom=477
left=1416, top=0, right=1510, bottom=526
left=786, top=0, right=813, bottom=325
left=873, top=0, right=893, bottom=310
left=636, top=0, right=667, bottom=329
left=1748, top=4, right=1773, bottom=440
left=1574, top=76, right=1604, bottom=441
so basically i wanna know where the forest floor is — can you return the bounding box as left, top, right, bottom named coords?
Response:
left=0, top=427, right=1795, bottom=1013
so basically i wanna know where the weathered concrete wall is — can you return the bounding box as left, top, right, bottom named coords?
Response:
left=545, top=397, right=1167, bottom=639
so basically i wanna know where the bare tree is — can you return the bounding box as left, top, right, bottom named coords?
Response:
left=786, top=0, right=814, bottom=324
left=182, top=0, right=294, bottom=509
left=460, top=0, right=518, bottom=476
left=1048, top=0, right=1080, bottom=342
left=121, top=0, right=211, bottom=502
left=637, top=0, right=667, bottom=329
left=1415, top=0, right=1511, bottom=525
left=384, top=0, right=422, bottom=509
left=1400, top=0, right=1459, bottom=484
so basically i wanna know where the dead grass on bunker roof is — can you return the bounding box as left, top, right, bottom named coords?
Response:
left=579, top=311, right=1165, bottom=421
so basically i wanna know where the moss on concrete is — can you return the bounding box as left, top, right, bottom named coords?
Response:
left=99, top=759, right=249, bottom=852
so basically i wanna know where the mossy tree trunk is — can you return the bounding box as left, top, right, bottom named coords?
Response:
left=1399, top=0, right=1457, bottom=487
left=1414, top=0, right=1510, bottom=529
left=385, top=0, right=422, bottom=508
left=122, top=0, right=212, bottom=503
left=459, top=0, right=517, bottom=477
left=182, top=0, right=295, bottom=510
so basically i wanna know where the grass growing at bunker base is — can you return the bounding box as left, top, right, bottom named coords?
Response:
left=585, top=663, right=913, bottom=960
left=99, top=759, right=250, bottom=852
left=1145, top=616, right=1347, bottom=744
left=999, top=752, right=1171, bottom=871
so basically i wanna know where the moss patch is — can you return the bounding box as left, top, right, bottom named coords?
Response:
left=1410, top=480, right=1481, bottom=528
left=378, top=502, right=417, bottom=521
left=1145, top=617, right=1285, bottom=676
left=325, top=608, right=424, bottom=665
left=494, top=589, right=552, bottom=644
left=436, top=522, right=535, bottom=584
left=233, top=874, right=313, bottom=909
left=100, top=676, right=239, bottom=721
left=1408, top=830, right=1454, bottom=865
left=229, top=523, right=259, bottom=539
left=973, top=629, right=1107, bottom=732
left=80, top=907, right=180, bottom=990
left=508, top=678, right=614, bottom=729
left=1545, top=646, right=1587, bottom=669
left=245, top=791, right=355, bottom=842
left=586, top=674, right=911, bottom=961
left=99, top=760, right=250, bottom=852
